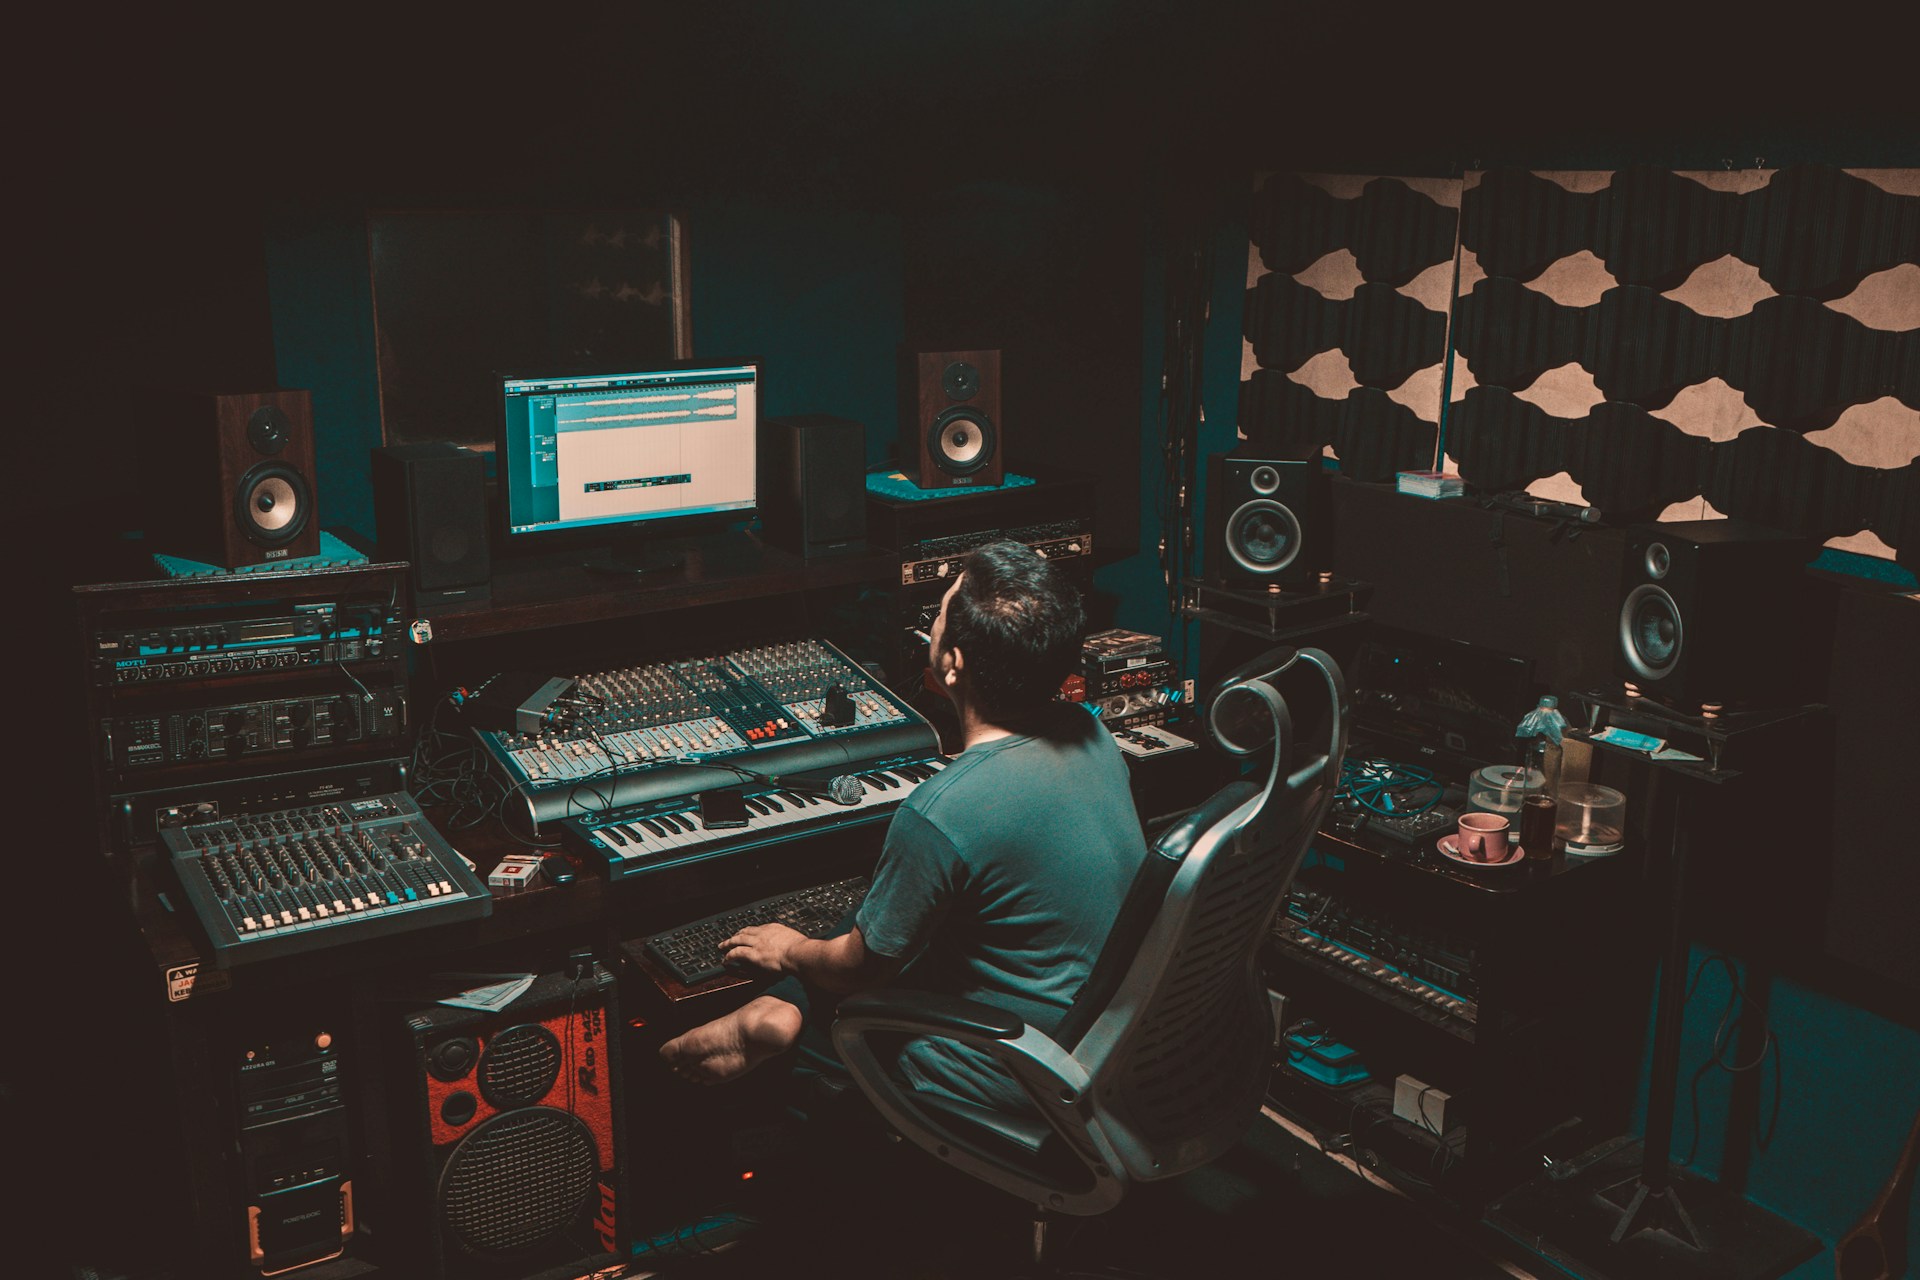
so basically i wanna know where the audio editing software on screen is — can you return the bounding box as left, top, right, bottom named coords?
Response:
left=501, top=364, right=758, bottom=534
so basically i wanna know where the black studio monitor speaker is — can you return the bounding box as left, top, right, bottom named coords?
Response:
left=759, top=415, right=868, bottom=556
left=900, top=349, right=1003, bottom=489
left=1615, top=518, right=1818, bottom=712
left=142, top=389, right=321, bottom=568
left=1205, top=453, right=1330, bottom=590
left=372, top=443, right=491, bottom=612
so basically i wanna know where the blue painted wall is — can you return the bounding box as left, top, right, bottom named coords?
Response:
left=266, top=198, right=904, bottom=543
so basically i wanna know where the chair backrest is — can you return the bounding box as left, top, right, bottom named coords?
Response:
left=1065, top=645, right=1348, bottom=1185
left=828, top=646, right=1348, bottom=1220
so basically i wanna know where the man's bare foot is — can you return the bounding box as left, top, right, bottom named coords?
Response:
left=660, top=995, right=804, bottom=1084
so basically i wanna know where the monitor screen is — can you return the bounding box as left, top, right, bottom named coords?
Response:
left=496, top=359, right=759, bottom=573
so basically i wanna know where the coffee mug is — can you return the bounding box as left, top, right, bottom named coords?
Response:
left=1457, top=812, right=1511, bottom=863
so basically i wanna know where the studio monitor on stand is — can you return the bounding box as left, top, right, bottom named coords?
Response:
left=1204, top=453, right=1330, bottom=591
left=369, top=961, right=626, bottom=1280
left=372, top=442, right=492, bottom=612
left=900, top=348, right=1003, bottom=489
left=1614, top=518, right=1819, bottom=714
left=142, top=389, right=321, bottom=568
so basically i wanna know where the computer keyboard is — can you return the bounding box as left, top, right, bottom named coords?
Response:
left=640, top=876, right=871, bottom=986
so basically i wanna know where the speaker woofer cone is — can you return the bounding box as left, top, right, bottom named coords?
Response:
left=235, top=463, right=312, bottom=547
left=437, top=1107, right=597, bottom=1257
left=1620, top=583, right=1683, bottom=681
left=928, top=407, right=996, bottom=475
left=1224, top=499, right=1302, bottom=575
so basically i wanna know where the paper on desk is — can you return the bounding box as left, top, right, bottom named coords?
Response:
left=429, top=972, right=536, bottom=1012
left=1650, top=746, right=1705, bottom=762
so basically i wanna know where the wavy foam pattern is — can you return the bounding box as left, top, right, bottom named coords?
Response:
left=1448, top=387, right=1919, bottom=568
left=1249, top=173, right=1459, bottom=286
left=1446, top=164, right=1920, bottom=567
left=1246, top=274, right=1450, bottom=393
left=1239, top=373, right=1438, bottom=484
left=1453, top=282, right=1920, bottom=428
left=1242, top=167, right=1919, bottom=566
left=1462, top=165, right=1920, bottom=296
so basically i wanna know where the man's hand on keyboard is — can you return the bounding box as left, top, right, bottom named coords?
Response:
left=720, top=923, right=808, bottom=975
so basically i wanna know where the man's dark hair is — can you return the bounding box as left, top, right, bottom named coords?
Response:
left=944, top=539, right=1085, bottom=719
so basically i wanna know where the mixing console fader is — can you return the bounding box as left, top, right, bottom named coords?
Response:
left=163, top=792, right=491, bottom=966
left=476, top=638, right=939, bottom=831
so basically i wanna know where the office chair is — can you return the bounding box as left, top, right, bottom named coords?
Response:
left=829, top=645, right=1349, bottom=1274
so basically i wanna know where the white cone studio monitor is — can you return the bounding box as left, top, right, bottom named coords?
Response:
left=900, top=348, right=1003, bottom=489
left=142, top=389, right=321, bottom=568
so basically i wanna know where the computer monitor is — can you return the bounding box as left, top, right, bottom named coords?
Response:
left=495, top=358, right=760, bottom=576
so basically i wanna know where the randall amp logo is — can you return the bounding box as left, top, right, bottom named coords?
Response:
left=166, top=963, right=198, bottom=1002
left=578, top=1005, right=603, bottom=1095
left=594, top=1179, right=618, bottom=1254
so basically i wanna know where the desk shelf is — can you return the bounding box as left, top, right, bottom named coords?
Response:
left=411, top=531, right=901, bottom=645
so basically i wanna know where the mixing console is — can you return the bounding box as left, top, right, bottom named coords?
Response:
left=476, top=639, right=939, bottom=831
left=162, top=792, right=491, bottom=966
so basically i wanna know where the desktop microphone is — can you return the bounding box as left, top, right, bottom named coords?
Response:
left=759, top=771, right=866, bottom=805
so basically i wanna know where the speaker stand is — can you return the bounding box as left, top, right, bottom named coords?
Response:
left=1484, top=692, right=1827, bottom=1280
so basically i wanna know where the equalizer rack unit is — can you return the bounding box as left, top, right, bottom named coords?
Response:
left=473, top=638, right=940, bottom=832
left=75, top=563, right=413, bottom=855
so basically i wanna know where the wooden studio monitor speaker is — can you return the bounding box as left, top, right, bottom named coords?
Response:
left=900, top=348, right=1003, bottom=489
left=142, top=389, right=321, bottom=568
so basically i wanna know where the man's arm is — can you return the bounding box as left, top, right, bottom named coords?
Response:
left=721, top=922, right=901, bottom=995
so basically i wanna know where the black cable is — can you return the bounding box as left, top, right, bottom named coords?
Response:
left=1679, top=951, right=1784, bottom=1168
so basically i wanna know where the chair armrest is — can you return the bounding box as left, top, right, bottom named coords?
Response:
left=836, top=989, right=1025, bottom=1042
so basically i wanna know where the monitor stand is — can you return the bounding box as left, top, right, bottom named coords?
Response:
left=580, top=534, right=687, bottom=580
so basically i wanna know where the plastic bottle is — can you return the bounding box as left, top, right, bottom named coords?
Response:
left=1515, top=696, right=1568, bottom=859
left=1515, top=695, right=1568, bottom=796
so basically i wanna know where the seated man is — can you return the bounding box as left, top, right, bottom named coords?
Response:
left=660, top=539, right=1150, bottom=1113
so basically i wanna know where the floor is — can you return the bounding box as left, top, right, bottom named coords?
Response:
left=624, top=1107, right=1539, bottom=1279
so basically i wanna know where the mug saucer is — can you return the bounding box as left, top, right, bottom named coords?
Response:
left=1437, top=834, right=1525, bottom=868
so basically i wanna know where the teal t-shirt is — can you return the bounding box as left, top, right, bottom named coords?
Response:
left=854, top=706, right=1149, bottom=1113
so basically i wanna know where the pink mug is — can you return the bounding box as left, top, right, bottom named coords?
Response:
left=1457, top=812, right=1511, bottom=863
